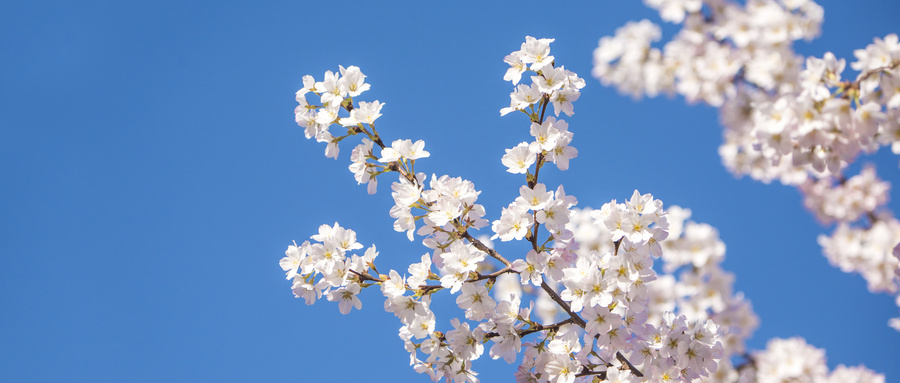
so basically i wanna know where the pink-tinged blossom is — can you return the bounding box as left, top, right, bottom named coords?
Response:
left=488, top=322, right=521, bottom=363
left=852, top=34, right=900, bottom=72
left=385, top=295, right=429, bottom=326
left=429, top=174, right=480, bottom=205
left=543, top=354, right=579, bottom=383
left=446, top=318, right=485, bottom=361
left=536, top=198, right=571, bottom=232
left=512, top=250, right=548, bottom=286
left=754, top=337, right=827, bottom=383
left=382, top=139, right=430, bottom=162
left=441, top=241, right=485, bottom=275
left=456, top=283, right=497, bottom=321
left=583, top=305, right=623, bottom=337
left=824, top=365, right=886, bottom=383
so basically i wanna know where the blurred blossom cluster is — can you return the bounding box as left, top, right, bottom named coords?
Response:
left=594, top=0, right=900, bottom=332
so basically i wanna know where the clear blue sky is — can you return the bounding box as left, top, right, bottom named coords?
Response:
left=1, top=1, right=898, bottom=381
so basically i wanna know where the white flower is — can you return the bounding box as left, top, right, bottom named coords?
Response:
left=583, top=305, right=622, bottom=337
left=503, top=51, right=527, bottom=85
left=315, top=69, right=344, bottom=106
left=491, top=203, right=534, bottom=242
left=446, top=318, right=484, bottom=361
left=407, top=253, right=433, bottom=288
left=427, top=196, right=464, bottom=226
left=279, top=241, right=306, bottom=280
left=354, top=100, right=384, bottom=126
left=529, top=117, right=562, bottom=153
left=338, top=65, right=370, bottom=97
left=381, top=270, right=407, bottom=298
left=391, top=177, right=422, bottom=208
left=512, top=250, right=548, bottom=286
left=456, top=283, right=497, bottom=321
left=520, top=36, right=555, bottom=71
left=501, top=84, right=542, bottom=116
left=408, top=310, right=436, bottom=339
left=517, top=183, right=553, bottom=211
left=501, top=142, right=536, bottom=174
left=326, top=283, right=362, bottom=314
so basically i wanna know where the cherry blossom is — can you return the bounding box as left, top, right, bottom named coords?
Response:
left=281, top=35, right=885, bottom=382
left=593, top=0, right=900, bottom=331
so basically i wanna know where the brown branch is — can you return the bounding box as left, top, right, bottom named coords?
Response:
left=575, top=369, right=607, bottom=379
left=349, top=269, right=382, bottom=283
left=530, top=211, right=542, bottom=250
left=735, top=353, right=756, bottom=373
left=415, top=284, right=444, bottom=295
left=484, top=317, right=575, bottom=340
left=460, top=231, right=512, bottom=267
left=540, top=280, right=586, bottom=327
left=469, top=266, right=516, bottom=282
left=616, top=351, right=643, bottom=378
left=528, top=153, right=545, bottom=189
left=852, top=59, right=900, bottom=86
left=539, top=94, right=550, bottom=124
left=538, top=280, right=644, bottom=378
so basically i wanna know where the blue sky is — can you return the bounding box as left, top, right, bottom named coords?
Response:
left=1, top=1, right=898, bottom=381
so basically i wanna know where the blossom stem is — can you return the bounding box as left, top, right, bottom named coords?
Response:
left=349, top=269, right=382, bottom=283
left=539, top=94, right=549, bottom=124
left=539, top=280, right=585, bottom=327
left=484, top=317, right=575, bottom=340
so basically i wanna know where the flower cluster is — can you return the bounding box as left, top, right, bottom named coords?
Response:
left=283, top=36, right=885, bottom=382
left=749, top=337, right=884, bottom=383
left=800, top=165, right=890, bottom=224
left=501, top=37, right=586, bottom=118
left=818, top=216, right=900, bottom=293
left=593, top=0, right=900, bottom=330
left=278, top=223, right=374, bottom=313
left=657, top=212, right=759, bottom=383
left=500, top=37, right=583, bottom=176
left=568, top=205, right=761, bottom=382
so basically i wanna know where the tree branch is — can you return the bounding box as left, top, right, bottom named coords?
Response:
left=461, top=230, right=512, bottom=267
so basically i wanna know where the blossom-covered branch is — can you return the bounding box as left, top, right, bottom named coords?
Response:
left=281, top=34, right=884, bottom=382
left=593, top=0, right=900, bottom=331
